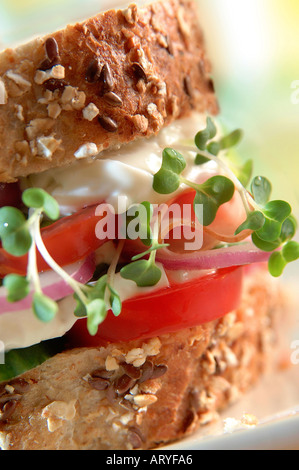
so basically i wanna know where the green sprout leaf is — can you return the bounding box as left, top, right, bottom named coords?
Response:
left=86, top=298, right=107, bottom=336
left=134, top=201, right=153, bottom=246
left=139, top=201, right=153, bottom=246
left=153, top=148, right=186, bottom=195
left=280, top=215, right=297, bottom=242
left=108, top=285, right=122, bottom=317
left=256, top=201, right=292, bottom=242
left=194, top=117, right=217, bottom=150
left=282, top=241, right=299, bottom=263
left=120, top=259, right=162, bottom=287
left=22, top=188, right=60, bottom=220
left=268, top=252, right=287, bottom=278
left=234, top=159, right=253, bottom=188
left=235, top=211, right=265, bottom=235
left=0, top=206, right=26, bottom=238
left=195, top=153, right=211, bottom=166
left=251, top=176, right=272, bottom=206
left=251, top=232, right=281, bottom=252
left=251, top=215, right=297, bottom=254
left=74, top=293, right=87, bottom=318
left=33, top=292, right=58, bottom=323
left=206, top=141, right=221, bottom=156
left=218, top=129, right=243, bottom=151
left=194, top=176, right=235, bottom=226
left=0, top=206, right=32, bottom=256
left=1, top=226, right=32, bottom=257
left=3, top=274, right=30, bottom=302
left=74, top=275, right=108, bottom=317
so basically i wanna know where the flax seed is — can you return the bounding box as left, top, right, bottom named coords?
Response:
left=114, top=374, right=136, bottom=395
left=86, top=58, right=102, bottom=83
left=0, top=400, right=18, bottom=422
left=151, top=364, right=168, bottom=379
left=98, top=115, right=118, bottom=132
left=99, top=63, right=114, bottom=94
left=45, top=37, right=59, bottom=61
left=131, top=62, right=147, bottom=82
left=103, top=91, right=123, bottom=107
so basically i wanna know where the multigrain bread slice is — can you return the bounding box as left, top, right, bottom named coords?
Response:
left=0, top=0, right=218, bottom=183
left=0, top=267, right=286, bottom=450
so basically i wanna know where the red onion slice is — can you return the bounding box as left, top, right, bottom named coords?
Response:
left=155, top=242, right=271, bottom=271
left=0, top=254, right=95, bottom=315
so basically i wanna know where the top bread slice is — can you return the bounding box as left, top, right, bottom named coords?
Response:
left=0, top=0, right=218, bottom=183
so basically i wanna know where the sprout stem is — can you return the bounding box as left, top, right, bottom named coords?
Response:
left=176, top=144, right=258, bottom=214
left=32, top=210, right=88, bottom=306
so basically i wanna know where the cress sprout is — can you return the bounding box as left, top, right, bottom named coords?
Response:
left=152, top=117, right=299, bottom=277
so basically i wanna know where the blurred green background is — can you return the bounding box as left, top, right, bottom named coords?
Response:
left=0, top=0, right=298, bottom=214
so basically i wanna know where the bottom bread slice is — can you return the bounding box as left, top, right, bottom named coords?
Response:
left=0, top=267, right=287, bottom=450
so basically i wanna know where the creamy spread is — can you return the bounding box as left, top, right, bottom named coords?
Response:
left=2, top=113, right=219, bottom=351
left=23, top=113, right=218, bottom=215
left=1, top=263, right=170, bottom=351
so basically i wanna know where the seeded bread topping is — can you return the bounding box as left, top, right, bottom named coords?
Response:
left=0, top=0, right=218, bottom=183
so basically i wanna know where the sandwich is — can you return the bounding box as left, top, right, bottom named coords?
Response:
left=0, top=0, right=298, bottom=450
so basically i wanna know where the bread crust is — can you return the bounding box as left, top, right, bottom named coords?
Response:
left=0, top=0, right=218, bottom=183
left=0, top=268, right=286, bottom=450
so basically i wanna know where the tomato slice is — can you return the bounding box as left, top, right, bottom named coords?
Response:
left=164, top=188, right=247, bottom=251
left=0, top=205, right=108, bottom=277
left=66, top=266, right=243, bottom=346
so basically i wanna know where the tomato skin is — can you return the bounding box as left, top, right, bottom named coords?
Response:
left=0, top=205, right=108, bottom=277
left=66, top=266, right=244, bottom=346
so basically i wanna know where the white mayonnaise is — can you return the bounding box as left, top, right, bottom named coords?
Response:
left=0, top=263, right=169, bottom=351
left=24, top=113, right=217, bottom=215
